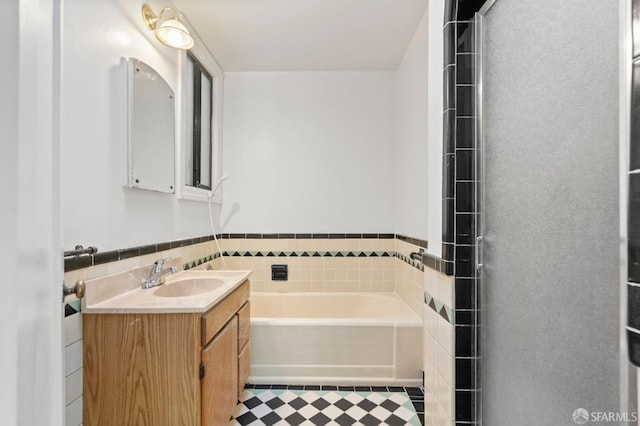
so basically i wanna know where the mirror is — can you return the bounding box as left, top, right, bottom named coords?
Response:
left=124, top=57, right=175, bottom=194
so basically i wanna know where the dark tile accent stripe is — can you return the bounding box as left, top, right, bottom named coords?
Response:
left=64, top=235, right=218, bottom=272
left=396, top=234, right=428, bottom=249
left=64, top=233, right=431, bottom=273
left=222, top=233, right=398, bottom=240
left=421, top=252, right=453, bottom=275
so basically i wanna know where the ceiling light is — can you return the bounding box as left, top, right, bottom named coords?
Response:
left=142, top=5, right=194, bottom=50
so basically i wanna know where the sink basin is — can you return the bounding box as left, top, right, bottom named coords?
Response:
left=153, top=278, right=225, bottom=297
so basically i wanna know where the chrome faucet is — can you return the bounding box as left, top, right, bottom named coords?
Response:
left=142, top=259, right=177, bottom=289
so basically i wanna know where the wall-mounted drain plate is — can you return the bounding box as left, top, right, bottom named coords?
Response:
left=271, top=264, right=288, bottom=281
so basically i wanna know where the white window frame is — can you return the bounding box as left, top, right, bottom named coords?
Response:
left=176, top=18, right=224, bottom=203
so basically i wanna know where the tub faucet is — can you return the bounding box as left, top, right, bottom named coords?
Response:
left=142, top=259, right=177, bottom=289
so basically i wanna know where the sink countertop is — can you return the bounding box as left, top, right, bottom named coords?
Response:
left=82, top=267, right=252, bottom=314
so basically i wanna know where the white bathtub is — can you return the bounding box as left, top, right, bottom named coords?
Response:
left=249, top=292, right=423, bottom=386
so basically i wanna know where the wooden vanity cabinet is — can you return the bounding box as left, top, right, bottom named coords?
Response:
left=83, top=280, right=250, bottom=426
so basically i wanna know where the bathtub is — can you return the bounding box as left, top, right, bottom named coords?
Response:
left=249, top=292, right=423, bottom=386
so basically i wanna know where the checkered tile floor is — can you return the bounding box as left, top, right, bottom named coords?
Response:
left=230, top=386, right=423, bottom=426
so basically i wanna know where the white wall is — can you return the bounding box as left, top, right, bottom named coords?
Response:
left=426, top=0, right=445, bottom=257
left=61, top=0, right=219, bottom=252
left=0, top=1, right=19, bottom=422
left=394, top=12, right=429, bottom=240
left=222, top=72, right=396, bottom=233
left=1, top=0, right=64, bottom=424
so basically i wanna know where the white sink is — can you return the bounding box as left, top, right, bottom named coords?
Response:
left=153, top=278, right=225, bottom=297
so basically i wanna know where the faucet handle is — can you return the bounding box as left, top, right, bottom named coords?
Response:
left=151, top=258, right=169, bottom=273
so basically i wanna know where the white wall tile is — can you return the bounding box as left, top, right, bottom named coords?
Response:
left=436, top=341, right=454, bottom=389
left=65, top=396, right=82, bottom=426
left=64, top=314, right=82, bottom=347
left=65, top=368, right=82, bottom=406
left=65, top=341, right=82, bottom=377
left=436, top=314, right=454, bottom=357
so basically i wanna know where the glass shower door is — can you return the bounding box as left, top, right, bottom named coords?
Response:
left=476, top=0, right=626, bottom=424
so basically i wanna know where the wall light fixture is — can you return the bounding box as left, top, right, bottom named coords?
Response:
left=142, top=5, right=194, bottom=50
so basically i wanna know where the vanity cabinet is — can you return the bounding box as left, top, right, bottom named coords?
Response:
left=83, top=280, right=250, bottom=426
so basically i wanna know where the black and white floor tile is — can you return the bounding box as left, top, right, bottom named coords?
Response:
left=231, top=385, right=423, bottom=426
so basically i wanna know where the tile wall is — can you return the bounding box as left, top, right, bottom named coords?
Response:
left=220, top=235, right=397, bottom=294
left=423, top=268, right=455, bottom=426
left=64, top=299, right=82, bottom=426
left=628, top=0, right=640, bottom=365
left=62, top=232, right=428, bottom=425
left=219, top=234, right=426, bottom=318
left=438, top=0, right=487, bottom=424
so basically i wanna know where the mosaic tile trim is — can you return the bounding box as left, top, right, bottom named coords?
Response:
left=64, top=298, right=81, bottom=318
left=224, top=250, right=394, bottom=258
left=425, top=290, right=454, bottom=325
left=220, top=250, right=425, bottom=273
left=232, top=388, right=421, bottom=426
left=395, top=253, right=425, bottom=272
left=183, top=252, right=221, bottom=270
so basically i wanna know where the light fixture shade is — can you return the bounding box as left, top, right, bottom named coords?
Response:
left=155, top=19, right=194, bottom=50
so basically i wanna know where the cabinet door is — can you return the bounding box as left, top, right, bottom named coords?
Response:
left=238, top=343, right=250, bottom=395
left=237, top=301, right=250, bottom=350
left=201, top=316, right=238, bottom=426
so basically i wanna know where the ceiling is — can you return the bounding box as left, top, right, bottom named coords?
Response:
left=173, top=0, right=427, bottom=72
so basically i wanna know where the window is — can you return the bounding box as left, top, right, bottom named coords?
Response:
left=177, top=25, right=223, bottom=203
left=185, top=52, right=213, bottom=190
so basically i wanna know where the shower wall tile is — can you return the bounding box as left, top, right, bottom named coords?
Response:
left=633, top=0, right=640, bottom=61
left=455, top=150, right=475, bottom=181
left=444, top=0, right=456, bottom=24
left=456, top=53, right=475, bottom=85
left=456, top=117, right=474, bottom=148
left=631, top=61, right=640, bottom=170
left=628, top=284, right=640, bottom=330
left=455, top=182, right=475, bottom=212
left=444, top=110, right=457, bottom=154
left=444, top=66, right=457, bottom=109
left=630, top=174, right=640, bottom=283
left=444, top=23, right=456, bottom=66
left=441, top=1, right=485, bottom=423
left=455, top=85, right=475, bottom=116
left=443, top=154, right=456, bottom=198
left=455, top=213, right=476, bottom=245
left=456, top=21, right=476, bottom=52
